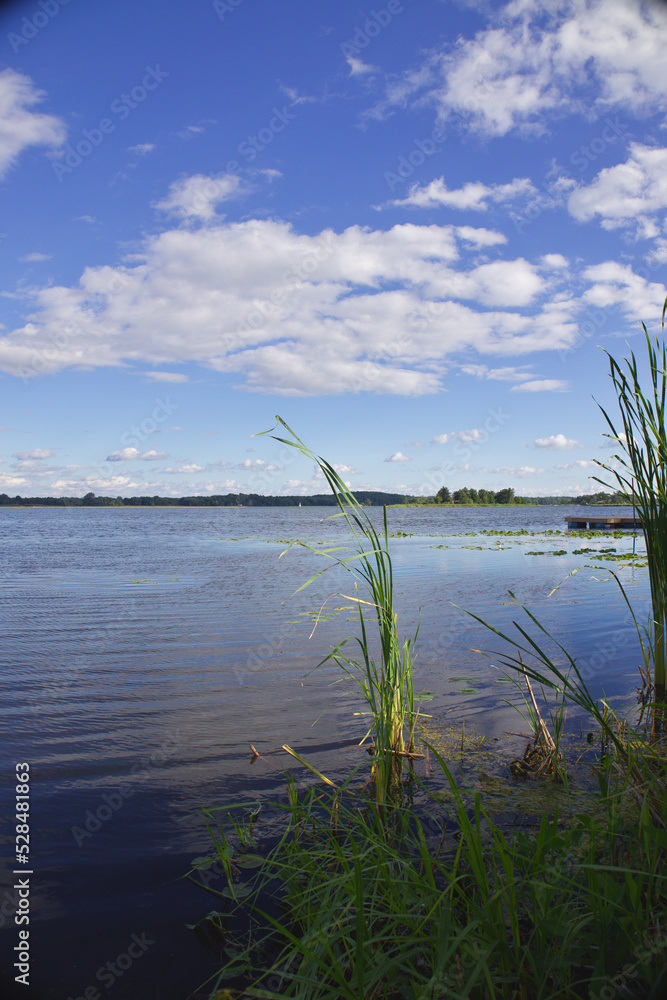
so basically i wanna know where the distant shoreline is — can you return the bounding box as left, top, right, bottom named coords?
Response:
left=0, top=501, right=634, bottom=510
left=0, top=490, right=632, bottom=509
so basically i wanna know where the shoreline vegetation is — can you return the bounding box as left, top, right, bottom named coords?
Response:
left=189, top=310, right=667, bottom=998
left=189, top=417, right=667, bottom=999
left=0, top=489, right=631, bottom=507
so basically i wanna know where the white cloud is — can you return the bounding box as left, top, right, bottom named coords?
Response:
left=433, top=428, right=487, bottom=444
left=468, top=259, right=543, bottom=307
left=461, top=363, right=533, bottom=381
left=556, top=460, right=596, bottom=469
left=155, top=173, right=245, bottom=221
left=144, top=371, right=189, bottom=382
left=386, top=451, right=410, bottom=462
left=12, top=448, right=55, bottom=460
left=256, top=168, right=282, bottom=181
left=0, top=474, right=28, bottom=490
left=177, top=124, right=206, bottom=138
left=129, top=143, right=155, bottom=155
left=534, top=434, right=581, bottom=449
left=489, top=465, right=545, bottom=477
left=346, top=56, right=379, bottom=76
left=19, top=252, right=51, bottom=263
left=456, top=428, right=484, bottom=444
left=389, top=176, right=536, bottom=211
left=486, top=465, right=545, bottom=479
left=106, top=448, right=169, bottom=461
left=278, top=84, right=316, bottom=106
left=582, top=261, right=666, bottom=319
left=163, top=464, right=203, bottom=474
left=453, top=226, right=507, bottom=247
left=376, top=0, right=667, bottom=137
left=511, top=379, right=569, bottom=392
left=568, top=143, right=667, bottom=236
left=0, top=215, right=584, bottom=394
left=0, top=69, right=65, bottom=178
left=234, top=459, right=279, bottom=470
left=540, top=254, right=568, bottom=269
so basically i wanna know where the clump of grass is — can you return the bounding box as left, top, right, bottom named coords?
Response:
left=594, top=299, right=667, bottom=696
left=192, top=723, right=667, bottom=999
left=256, top=416, right=421, bottom=812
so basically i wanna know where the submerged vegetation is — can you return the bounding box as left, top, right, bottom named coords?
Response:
left=190, top=306, right=667, bottom=999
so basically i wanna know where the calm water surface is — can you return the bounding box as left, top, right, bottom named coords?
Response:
left=0, top=506, right=651, bottom=998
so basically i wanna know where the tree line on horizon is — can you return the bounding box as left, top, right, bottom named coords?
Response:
left=0, top=489, right=632, bottom=507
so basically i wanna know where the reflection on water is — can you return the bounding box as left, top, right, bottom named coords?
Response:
left=0, top=506, right=650, bottom=999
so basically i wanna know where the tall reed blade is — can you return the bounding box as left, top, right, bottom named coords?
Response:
left=255, top=416, right=420, bottom=808
left=594, top=297, right=667, bottom=696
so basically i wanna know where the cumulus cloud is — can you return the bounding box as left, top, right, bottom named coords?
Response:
left=434, top=428, right=487, bottom=444
left=0, top=474, right=28, bottom=490
left=0, top=212, right=585, bottom=394
left=568, top=143, right=667, bottom=237
left=374, top=0, right=667, bottom=137
left=534, top=434, right=581, bottom=449
left=582, top=261, right=666, bottom=319
left=540, top=254, right=568, bottom=269
left=456, top=428, right=485, bottom=444
left=388, top=176, right=536, bottom=211
left=386, top=452, right=410, bottom=462
left=163, top=463, right=203, bottom=474
left=453, top=226, right=507, bottom=247
left=155, top=173, right=245, bottom=221
left=234, top=459, right=279, bottom=470
left=0, top=69, right=65, bottom=178
left=106, top=448, right=169, bottom=461
left=129, top=143, right=155, bottom=155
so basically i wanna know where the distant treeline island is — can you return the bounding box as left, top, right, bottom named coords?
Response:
left=0, top=490, right=631, bottom=507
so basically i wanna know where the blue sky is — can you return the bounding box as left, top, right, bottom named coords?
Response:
left=0, top=0, right=666, bottom=498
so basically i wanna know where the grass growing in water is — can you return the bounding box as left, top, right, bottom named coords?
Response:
left=595, top=300, right=667, bottom=695
left=192, top=708, right=667, bottom=999
left=255, top=416, right=421, bottom=813
left=190, top=411, right=667, bottom=999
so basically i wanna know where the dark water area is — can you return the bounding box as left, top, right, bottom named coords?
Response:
left=0, top=506, right=652, bottom=999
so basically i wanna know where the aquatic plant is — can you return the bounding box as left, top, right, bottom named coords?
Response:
left=256, top=416, right=421, bottom=812
left=594, top=299, right=667, bottom=695
left=192, top=718, right=667, bottom=1000
left=190, top=426, right=667, bottom=1000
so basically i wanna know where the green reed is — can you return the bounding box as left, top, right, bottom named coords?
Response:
left=193, top=713, right=667, bottom=999
left=256, top=416, right=420, bottom=811
left=190, top=435, right=667, bottom=999
left=594, top=299, right=667, bottom=694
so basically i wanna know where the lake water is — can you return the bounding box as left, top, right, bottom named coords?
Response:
left=0, top=505, right=652, bottom=999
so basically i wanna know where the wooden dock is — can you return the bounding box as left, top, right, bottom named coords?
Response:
left=566, top=515, right=642, bottom=530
